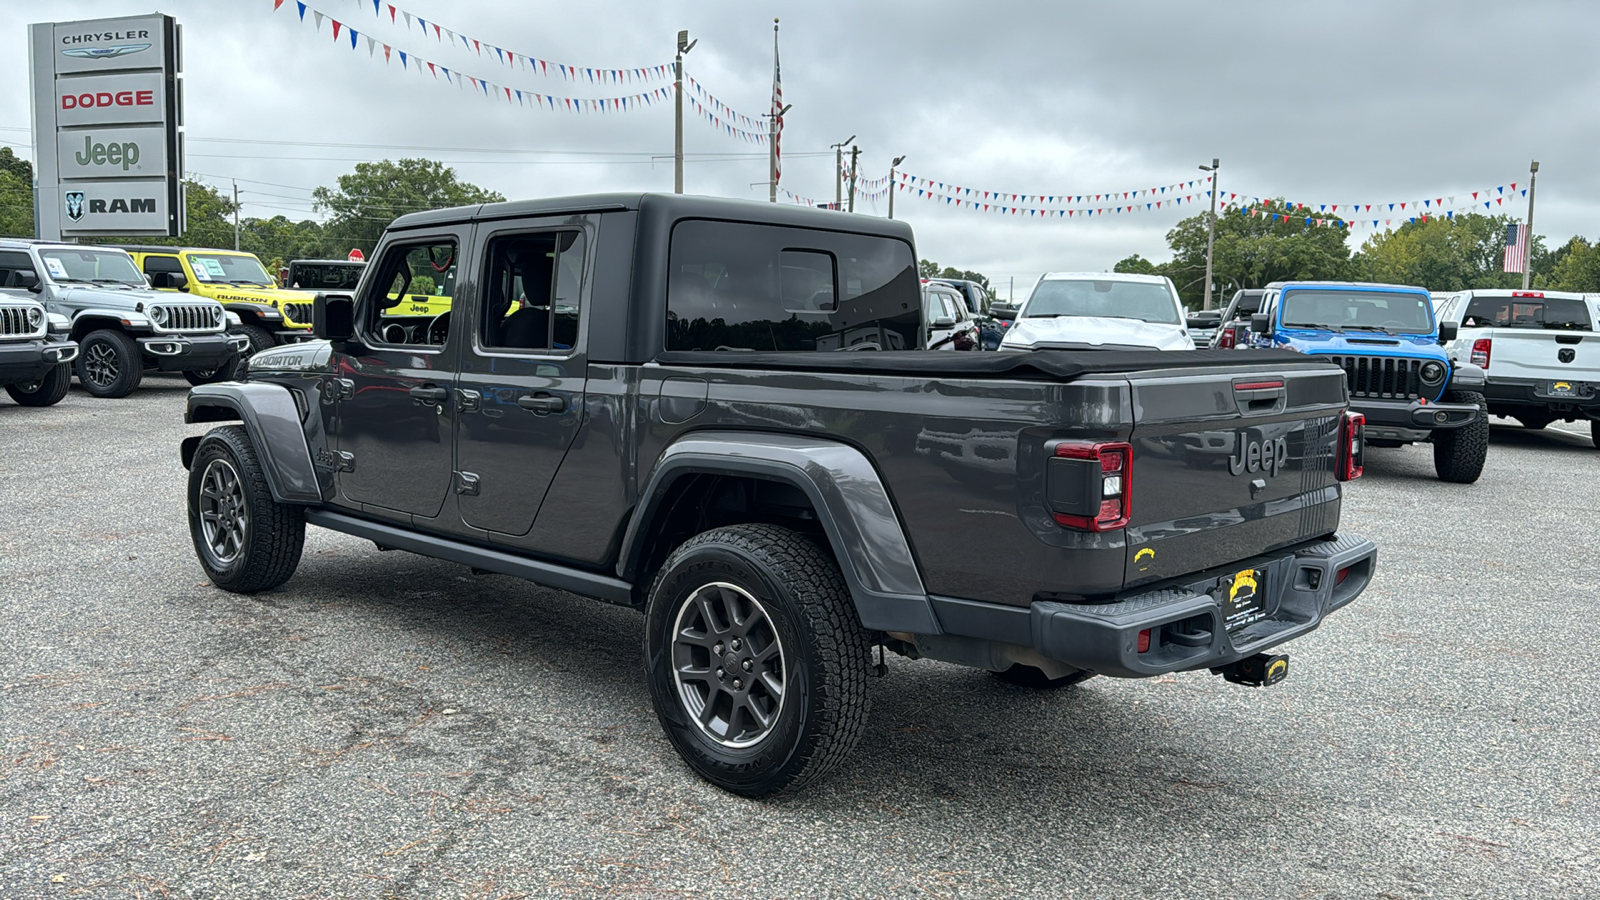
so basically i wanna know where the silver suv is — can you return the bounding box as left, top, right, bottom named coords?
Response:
left=0, top=286, right=78, bottom=406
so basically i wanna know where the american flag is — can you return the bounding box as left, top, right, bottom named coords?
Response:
left=771, top=26, right=782, bottom=188
left=1503, top=222, right=1529, bottom=273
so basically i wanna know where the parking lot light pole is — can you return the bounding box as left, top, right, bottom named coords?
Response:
left=1199, top=158, right=1219, bottom=310
left=847, top=145, right=861, bottom=213
left=1523, top=160, right=1539, bottom=291
left=673, top=30, right=696, bottom=194
left=888, top=155, right=905, bottom=219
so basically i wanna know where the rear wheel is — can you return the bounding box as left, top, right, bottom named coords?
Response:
left=989, top=664, right=1095, bottom=689
left=643, top=523, right=871, bottom=797
left=5, top=363, right=72, bottom=407
left=74, top=329, right=143, bottom=398
left=1433, top=390, right=1489, bottom=483
left=187, top=425, right=305, bottom=592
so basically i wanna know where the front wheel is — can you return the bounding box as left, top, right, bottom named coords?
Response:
left=183, top=361, right=239, bottom=386
left=74, top=329, right=143, bottom=398
left=1433, top=390, right=1489, bottom=483
left=187, top=424, right=305, bottom=592
left=5, top=363, right=72, bottom=407
left=643, top=524, right=872, bottom=797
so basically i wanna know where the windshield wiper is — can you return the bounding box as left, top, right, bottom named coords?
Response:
left=1342, top=325, right=1396, bottom=332
left=91, top=279, right=136, bottom=287
left=1284, top=322, right=1344, bottom=332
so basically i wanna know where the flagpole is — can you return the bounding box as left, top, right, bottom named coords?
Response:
left=769, top=19, right=779, bottom=203
left=1522, top=160, right=1539, bottom=290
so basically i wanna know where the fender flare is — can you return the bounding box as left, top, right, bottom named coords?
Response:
left=220, top=301, right=283, bottom=324
left=1448, top=361, right=1486, bottom=390
left=68, top=309, right=150, bottom=339
left=181, top=382, right=321, bottom=504
left=619, top=431, right=938, bottom=634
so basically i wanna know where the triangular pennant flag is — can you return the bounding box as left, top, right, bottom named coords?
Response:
left=313, top=10, right=324, bottom=29
left=349, top=27, right=358, bottom=49
left=331, top=19, right=342, bottom=40
left=365, top=35, right=375, bottom=54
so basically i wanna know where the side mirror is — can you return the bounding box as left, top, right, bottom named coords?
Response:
left=932, top=316, right=956, bottom=328
left=1250, top=313, right=1272, bottom=335
left=152, top=271, right=188, bottom=290
left=313, top=292, right=355, bottom=343
left=1437, top=321, right=1458, bottom=342
left=16, top=270, right=41, bottom=292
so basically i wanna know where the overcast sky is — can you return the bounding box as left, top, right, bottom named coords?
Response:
left=5, top=0, right=1595, bottom=298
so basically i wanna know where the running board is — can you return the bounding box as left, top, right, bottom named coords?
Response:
left=303, top=508, right=635, bottom=607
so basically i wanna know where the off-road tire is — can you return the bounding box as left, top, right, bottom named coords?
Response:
left=233, top=323, right=277, bottom=374
left=74, top=329, right=143, bottom=398
left=183, top=361, right=239, bottom=386
left=643, top=523, right=872, bottom=797
left=989, top=664, right=1096, bottom=689
left=187, top=424, right=305, bottom=592
left=5, top=363, right=72, bottom=407
left=1516, top=411, right=1553, bottom=430
left=1433, top=390, right=1489, bottom=484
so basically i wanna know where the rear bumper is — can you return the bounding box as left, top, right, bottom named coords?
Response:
left=1353, top=396, right=1479, bottom=433
left=931, top=534, right=1377, bottom=678
left=1483, top=377, right=1600, bottom=416
left=139, top=332, right=249, bottom=371
left=0, top=337, right=79, bottom=382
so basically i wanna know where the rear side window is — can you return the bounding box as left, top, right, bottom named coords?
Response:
left=1463, top=295, right=1592, bottom=330
left=479, top=230, right=586, bottom=353
left=141, top=255, right=183, bottom=275
left=666, top=220, right=919, bottom=351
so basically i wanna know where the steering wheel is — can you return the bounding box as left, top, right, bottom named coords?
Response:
left=426, top=311, right=451, bottom=345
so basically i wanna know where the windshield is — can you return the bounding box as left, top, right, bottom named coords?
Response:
left=188, top=253, right=273, bottom=286
left=1462, top=295, right=1593, bottom=331
left=1023, top=279, right=1180, bottom=325
left=289, top=261, right=365, bottom=291
left=1280, top=289, right=1434, bottom=334
left=38, top=248, right=146, bottom=286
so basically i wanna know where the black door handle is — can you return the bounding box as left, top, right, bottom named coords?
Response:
left=517, top=393, right=566, bottom=414
left=410, top=385, right=448, bottom=404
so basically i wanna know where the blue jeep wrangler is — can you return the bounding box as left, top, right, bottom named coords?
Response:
left=1247, top=281, right=1489, bottom=483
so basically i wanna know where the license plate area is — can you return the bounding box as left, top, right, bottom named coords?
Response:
left=1538, top=380, right=1590, bottom=399
left=1217, top=567, right=1267, bottom=633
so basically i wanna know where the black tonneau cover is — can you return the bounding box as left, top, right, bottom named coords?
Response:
left=655, top=348, right=1322, bottom=381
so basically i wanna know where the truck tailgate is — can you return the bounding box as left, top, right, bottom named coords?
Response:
left=1484, top=329, right=1600, bottom=383
left=1124, top=364, right=1349, bottom=587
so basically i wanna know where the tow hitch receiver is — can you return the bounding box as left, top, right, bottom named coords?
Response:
left=1215, top=653, right=1289, bottom=687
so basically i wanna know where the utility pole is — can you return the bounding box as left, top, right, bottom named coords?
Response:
left=888, top=155, right=905, bottom=219
left=673, top=30, right=696, bottom=194
left=232, top=179, right=240, bottom=251
left=846, top=144, right=861, bottom=213
left=1523, top=160, right=1539, bottom=291
left=1198, top=158, right=1219, bottom=310
left=831, top=135, right=854, bottom=210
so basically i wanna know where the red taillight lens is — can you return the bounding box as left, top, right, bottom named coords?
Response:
left=1137, top=628, right=1151, bottom=653
left=1335, top=566, right=1351, bottom=585
left=1050, top=441, right=1133, bottom=531
left=1337, top=411, right=1365, bottom=481
left=1219, top=328, right=1235, bottom=349
left=1470, top=338, right=1491, bottom=369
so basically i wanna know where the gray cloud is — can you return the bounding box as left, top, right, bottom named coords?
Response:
left=3, top=0, right=1590, bottom=294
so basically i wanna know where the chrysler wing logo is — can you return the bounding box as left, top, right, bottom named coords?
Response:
left=64, top=191, right=86, bottom=222
left=62, top=43, right=151, bottom=60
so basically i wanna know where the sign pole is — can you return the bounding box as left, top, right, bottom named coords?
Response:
left=1522, top=160, right=1538, bottom=291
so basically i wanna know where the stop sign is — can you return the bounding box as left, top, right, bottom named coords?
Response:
left=347, top=248, right=365, bottom=262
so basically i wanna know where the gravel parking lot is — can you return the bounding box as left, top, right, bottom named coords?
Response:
left=2, top=376, right=1597, bottom=899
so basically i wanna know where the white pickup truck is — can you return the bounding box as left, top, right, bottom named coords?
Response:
left=1432, top=289, right=1600, bottom=447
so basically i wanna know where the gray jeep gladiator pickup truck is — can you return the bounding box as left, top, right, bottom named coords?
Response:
left=178, top=193, right=1378, bottom=796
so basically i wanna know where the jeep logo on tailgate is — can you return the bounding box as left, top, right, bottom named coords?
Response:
left=1229, top=433, right=1289, bottom=477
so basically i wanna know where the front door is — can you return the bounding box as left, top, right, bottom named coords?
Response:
left=453, top=223, right=591, bottom=536
left=333, top=230, right=468, bottom=519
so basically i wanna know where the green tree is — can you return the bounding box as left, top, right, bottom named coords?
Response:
left=1543, top=236, right=1600, bottom=292
left=1113, top=253, right=1163, bottom=276
left=84, top=179, right=239, bottom=250
left=937, top=266, right=991, bottom=291
left=918, top=258, right=941, bottom=278
left=1349, top=213, right=1551, bottom=291
left=0, top=147, right=35, bottom=238
left=1164, top=199, right=1353, bottom=308
left=312, top=158, right=503, bottom=257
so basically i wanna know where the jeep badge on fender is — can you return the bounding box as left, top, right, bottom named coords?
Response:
left=1229, top=433, right=1289, bottom=477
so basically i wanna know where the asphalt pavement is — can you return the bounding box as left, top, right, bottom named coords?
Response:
left=2, top=377, right=1596, bottom=898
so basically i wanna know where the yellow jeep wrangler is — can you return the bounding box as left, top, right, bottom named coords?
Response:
left=124, top=247, right=319, bottom=358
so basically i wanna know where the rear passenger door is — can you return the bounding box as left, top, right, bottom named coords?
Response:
left=453, top=220, right=592, bottom=537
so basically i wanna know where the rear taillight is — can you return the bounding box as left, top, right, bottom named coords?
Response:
left=1218, top=327, right=1235, bottom=349
left=1337, top=411, right=1365, bottom=481
left=1137, top=628, right=1151, bottom=653
left=1470, top=338, right=1491, bottom=369
left=1048, top=441, right=1133, bottom=531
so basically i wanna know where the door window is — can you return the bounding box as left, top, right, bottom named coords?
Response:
left=365, top=240, right=458, bottom=347
left=141, top=254, right=183, bottom=276
left=479, top=231, right=586, bottom=353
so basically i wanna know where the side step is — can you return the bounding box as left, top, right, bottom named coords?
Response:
left=303, top=508, right=635, bottom=607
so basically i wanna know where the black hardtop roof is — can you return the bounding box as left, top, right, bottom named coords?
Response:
left=290, top=258, right=367, bottom=265
left=388, top=192, right=916, bottom=241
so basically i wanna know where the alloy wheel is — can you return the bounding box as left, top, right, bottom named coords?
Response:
left=197, top=458, right=248, bottom=565
left=82, top=341, right=119, bottom=387
left=671, top=581, right=789, bottom=749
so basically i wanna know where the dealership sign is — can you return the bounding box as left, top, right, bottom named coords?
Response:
left=30, top=14, right=183, bottom=238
